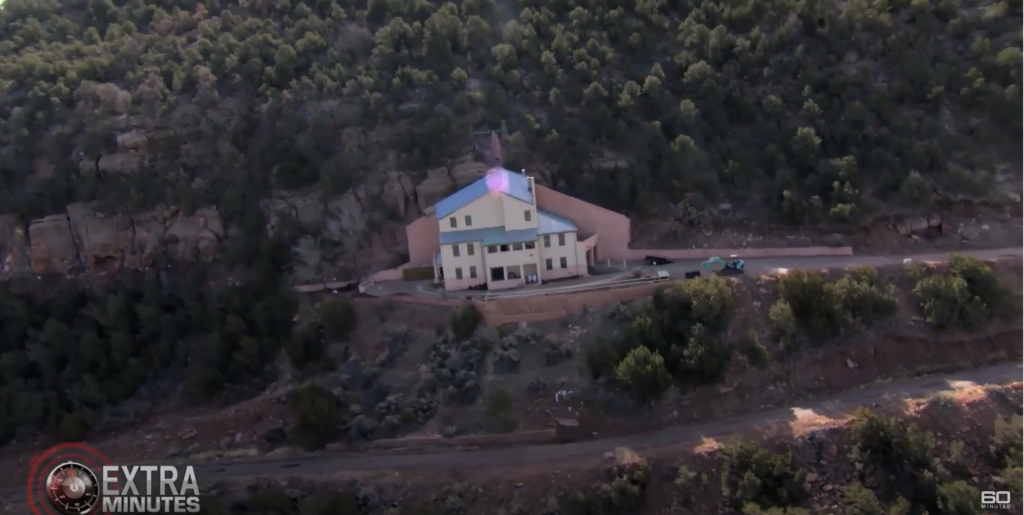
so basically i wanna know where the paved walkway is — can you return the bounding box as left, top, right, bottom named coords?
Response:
left=363, top=247, right=1022, bottom=299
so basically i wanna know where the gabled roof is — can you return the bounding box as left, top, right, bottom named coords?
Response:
left=434, top=167, right=534, bottom=219
left=537, top=210, right=577, bottom=234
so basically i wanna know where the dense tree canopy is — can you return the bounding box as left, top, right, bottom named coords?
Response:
left=0, top=0, right=1019, bottom=222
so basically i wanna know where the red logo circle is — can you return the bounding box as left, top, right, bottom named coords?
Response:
left=26, top=443, right=111, bottom=515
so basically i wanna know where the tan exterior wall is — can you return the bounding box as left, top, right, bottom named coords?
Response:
left=406, top=215, right=440, bottom=266
left=502, top=194, right=538, bottom=231
left=535, top=185, right=632, bottom=260
left=441, top=194, right=503, bottom=233
left=440, top=241, right=485, bottom=286
left=538, top=231, right=585, bottom=277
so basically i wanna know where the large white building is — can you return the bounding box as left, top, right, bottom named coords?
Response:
left=431, top=167, right=592, bottom=291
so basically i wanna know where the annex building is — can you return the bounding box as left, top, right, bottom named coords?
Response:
left=430, top=167, right=596, bottom=291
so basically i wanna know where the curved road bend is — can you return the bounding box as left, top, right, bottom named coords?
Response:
left=3, top=362, right=1018, bottom=503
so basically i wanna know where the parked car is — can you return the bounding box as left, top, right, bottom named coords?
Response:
left=644, top=255, right=673, bottom=266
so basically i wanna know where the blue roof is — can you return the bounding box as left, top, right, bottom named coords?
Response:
left=437, top=226, right=539, bottom=246
left=434, top=167, right=534, bottom=219
left=537, top=210, right=577, bottom=234
left=483, top=228, right=536, bottom=246
left=438, top=227, right=495, bottom=245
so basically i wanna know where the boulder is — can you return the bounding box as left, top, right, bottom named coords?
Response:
left=382, top=171, right=415, bottom=219
left=414, top=167, right=455, bottom=213
left=164, top=208, right=223, bottom=262
left=66, top=203, right=134, bottom=269
left=28, top=214, right=79, bottom=274
left=97, top=152, right=143, bottom=175
left=116, top=130, right=149, bottom=150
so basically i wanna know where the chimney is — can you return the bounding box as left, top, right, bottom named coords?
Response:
left=490, top=131, right=502, bottom=166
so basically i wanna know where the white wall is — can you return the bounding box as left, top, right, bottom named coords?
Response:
left=538, top=231, right=584, bottom=271
left=501, top=195, right=538, bottom=232
left=440, top=241, right=485, bottom=281
left=439, top=194, right=502, bottom=233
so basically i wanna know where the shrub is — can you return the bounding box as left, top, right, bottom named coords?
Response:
left=776, top=270, right=842, bottom=335
left=850, top=409, right=936, bottom=473
left=720, top=441, right=807, bottom=509
left=299, top=489, right=360, bottom=515
left=842, top=483, right=887, bottom=515
left=768, top=300, right=798, bottom=343
left=739, top=330, right=770, bottom=367
left=913, top=275, right=988, bottom=329
left=285, top=325, right=325, bottom=370
left=614, top=346, right=673, bottom=404
left=54, top=412, right=91, bottom=443
left=484, top=388, right=518, bottom=433
left=674, top=323, right=731, bottom=385
left=776, top=267, right=897, bottom=338
left=914, top=256, right=1015, bottom=329
left=599, top=462, right=652, bottom=510
left=935, top=481, right=980, bottom=515
left=450, top=305, right=482, bottom=339
left=289, top=384, right=344, bottom=450
left=320, top=299, right=357, bottom=341
left=671, top=275, right=735, bottom=332
left=584, top=337, right=621, bottom=380
left=992, top=415, right=1023, bottom=497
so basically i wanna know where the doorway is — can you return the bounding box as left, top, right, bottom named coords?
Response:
left=524, top=263, right=539, bottom=284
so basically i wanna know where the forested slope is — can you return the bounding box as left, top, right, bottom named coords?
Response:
left=0, top=0, right=1020, bottom=225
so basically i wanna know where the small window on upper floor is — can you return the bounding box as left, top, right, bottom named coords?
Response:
left=451, top=244, right=460, bottom=257
left=465, top=215, right=473, bottom=226
left=525, top=242, right=536, bottom=250
left=512, top=242, right=523, bottom=251
left=449, top=217, right=457, bottom=228
left=466, top=243, right=475, bottom=256
left=487, top=245, right=498, bottom=253
left=558, top=234, right=566, bottom=246
left=543, top=235, right=551, bottom=247
left=499, top=244, right=510, bottom=252
left=524, top=210, right=532, bottom=222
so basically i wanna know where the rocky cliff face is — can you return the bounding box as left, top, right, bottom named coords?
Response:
left=0, top=159, right=498, bottom=282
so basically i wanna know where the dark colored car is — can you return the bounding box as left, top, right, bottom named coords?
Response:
left=645, top=255, right=673, bottom=266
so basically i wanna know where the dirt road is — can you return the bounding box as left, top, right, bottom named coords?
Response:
left=645, top=247, right=1023, bottom=277
left=5, top=362, right=1018, bottom=505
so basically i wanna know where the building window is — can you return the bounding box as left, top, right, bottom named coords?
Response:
left=524, top=210, right=532, bottom=222
left=490, top=267, right=505, bottom=281
left=467, top=243, right=475, bottom=256
left=487, top=245, right=497, bottom=253
left=506, top=265, right=522, bottom=279
left=558, top=234, right=566, bottom=246
left=512, top=242, right=523, bottom=251
left=500, top=244, right=509, bottom=252
left=545, top=258, right=553, bottom=270
left=465, top=215, right=473, bottom=226
left=559, top=257, right=568, bottom=269
left=449, top=217, right=457, bottom=228
left=543, top=235, right=551, bottom=247
left=455, top=267, right=463, bottom=279
left=469, top=266, right=477, bottom=279
left=451, top=244, right=460, bottom=257
left=525, top=242, right=536, bottom=249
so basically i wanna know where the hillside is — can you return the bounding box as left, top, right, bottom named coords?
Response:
left=0, top=0, right=1021, bottom=279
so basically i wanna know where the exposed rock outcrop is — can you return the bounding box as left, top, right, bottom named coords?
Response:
left=0, top=205, right=225, bottom=278
left=0, top=161, right=492, bottom=281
